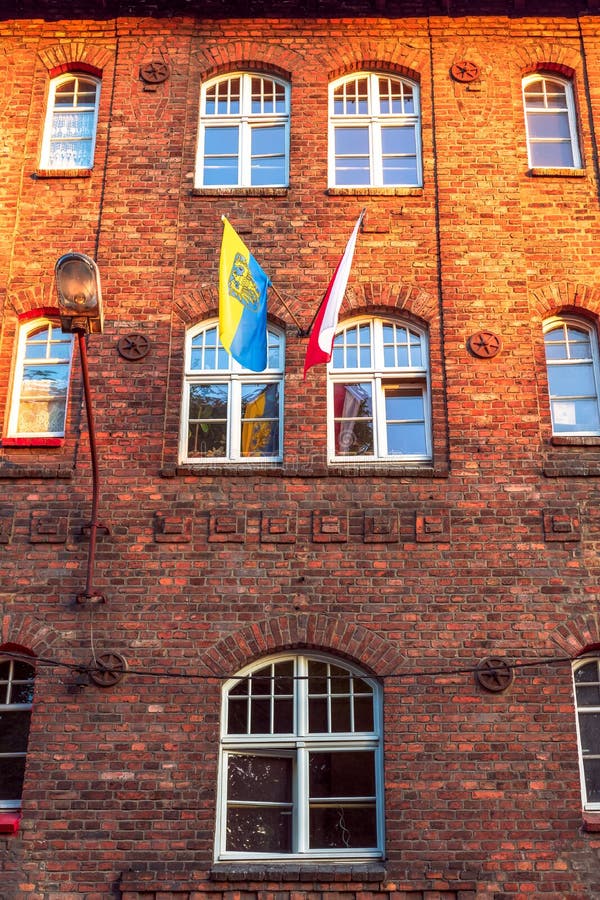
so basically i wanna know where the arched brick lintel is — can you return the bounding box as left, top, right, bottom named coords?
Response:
left=0, top=610, right=64, bottom=659
left=530, top=282, right=600, bottom=323
left=549, top=612, right=600, bottom=658
left=202, top=613, right=405, bottom=678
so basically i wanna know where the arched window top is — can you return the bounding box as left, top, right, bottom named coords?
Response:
left=522, top=73, right=580, bottom=169
left=543, top=316, right=600, bottom=436
left=197, top=73, right=290, bottom=188
left=8, top=316, right=74, bottom=439
left=331, top=316, right=427, bottom=372
left=328, top=73, right=421, bottom=188
left=217, top=651, right=383, bottom=860
left=186, top=319, right=284, bottom=374
left=40, top=72, right=101, bottom=171
left=330, top=71, right=419, bottom=117
left=223, top=651, right=380, bottom=738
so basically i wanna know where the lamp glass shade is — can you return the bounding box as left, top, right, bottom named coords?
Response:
left=55, top=253, right=103, bottom=333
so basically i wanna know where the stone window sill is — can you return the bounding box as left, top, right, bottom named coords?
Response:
left=35, top=168, right=93, bottom=178
left=162, top=462, right=447, bottom=479
left=583, top=811, right=600, bottom=832
left=550, top=435, right=600, bottom=446
left=192, top=187, right=288, bottom=197
left=2, top=437, right=64, bottom=447
left=209, top=862, right=387, bottom=882
left=528, top=167, right=585, bottom=177
left=326, top=186, right=422, bottom=196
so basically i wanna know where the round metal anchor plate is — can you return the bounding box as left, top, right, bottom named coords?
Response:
left=468, top=331, right=502, bottom=359
left=117, top=333, right=150, bottom=361
left=475, top=657, right=513, bottom=693
left=140, top=61, right=170, bottom=84
left=89, top=652, right=128, bottom=687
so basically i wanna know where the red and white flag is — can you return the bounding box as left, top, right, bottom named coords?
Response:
left=303, top=210, right=365, bottom=379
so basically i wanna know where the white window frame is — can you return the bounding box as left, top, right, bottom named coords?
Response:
left=195, top=72, right=290, bottom=188
left=543, top=316, right=600, bottom=436
left=328, top=72, right=422, bottom=188
left=215, top=651, right=384, bottom=862
left=0, top=657, right=35, bottom=810
left=572, top=656, right=600, bottom=811
left=522, top=73, right=581, bottom=169
left=7, top=317, right=74, bottom=439
left=40, top=73, right=101, bottom=171
left=179, top=319, right=284, bottom=464
left=327, top=316, right=431, bottom=463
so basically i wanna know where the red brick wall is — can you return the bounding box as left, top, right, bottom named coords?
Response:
left=2, top=5, right=600, bottom=898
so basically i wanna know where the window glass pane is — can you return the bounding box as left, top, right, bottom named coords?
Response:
left=528, top=111, right=571, bottom=140
left=250, top=698, right=271, bottom=733
left=240, top=383, right=280, bottom=458
left=227, top=754, right=292, bottom=803
left=309, top=750, right=375, bottom=798
left=552, top=399, right=600, bottom=431
left=309, top=697, right=328, bottom=733
left=547, top=362, right=597, bottom=397
left=333, top=382, right=374, bottom=456
left=273, top=660, right=294, bottom=695
left=251, top=125, right=286, bottom=185
left=226, top=806, right=292, bottom=852
left=0, top=711, right=31, bottom=754
left=577, top=685, right=600, bottom=706
left=334, top=127, right=370, bottom=185
left=309, top=804, right=377, bottom=849
left=381, top=125, right=416, bottom=155
left=48, top=140, right=93, bottom=169
left=387, top=422, right=428, bottom=456
left=576, top=662, right=600, bottom=683
left=331, top=696, right=352, bottom=731
left=531, top=141, right=574, bottom=168
left=354, top=694, right=374, bottom=732
left=583, top=758, right=600, bottom=804
left=0, top=757, right=26, bottom=803
left=579, top=712, right=600, bottom=755
left=203, top=127, right=239, bottom=186
left=51, top=110, right=95, bottom=139
left=273, top=698, right=293, bottom=733
left=227, top=697, right=248, bottom=734
left=11, top=682, right=35, bottom=705
left=187, top=383, right=228, bottom=458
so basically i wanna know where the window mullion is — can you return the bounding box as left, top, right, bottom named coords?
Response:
left=229, top=378, right=240, bottom=460
left=296, top=744, right=309, bottom=853
left=374, top=375, right=385, bottom=457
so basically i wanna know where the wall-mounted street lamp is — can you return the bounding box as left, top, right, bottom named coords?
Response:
left=55, top=252, right=107, bottom=604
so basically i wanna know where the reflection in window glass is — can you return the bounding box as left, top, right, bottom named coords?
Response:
left=181, top=322, right=284, bottom=463
left=329, top=317, right=431, bottom=462
left=9, top=320, right=73, bottom=438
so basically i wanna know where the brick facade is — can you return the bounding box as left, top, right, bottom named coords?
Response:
left=2, top=1, right=600, bottom=897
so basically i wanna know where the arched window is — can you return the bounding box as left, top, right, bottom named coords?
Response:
left=522, top=74, right=581, bottom=169
left=216, top=652, right=383, bottom=860
left=0, top=655, right=35, bottom=810
left=196, top=72, right=290, bottom=187
left=7, top=317, right=74, bottom=438
left=180, top=320, right=284, bottom=463
left=329, top=72, right=421, bottom=187
left=40, top=73, right=101, bottom=170
left=573, top=656, right=600, bottom=810
left=328, top=316, right=431, bottom=462
left=543, top=317, right=600, bottom=435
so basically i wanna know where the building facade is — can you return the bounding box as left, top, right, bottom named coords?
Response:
left=2, top=1, right=600, bottom=897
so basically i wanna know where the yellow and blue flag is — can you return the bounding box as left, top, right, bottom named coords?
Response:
left=219, top=217, right=270, bottom=372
